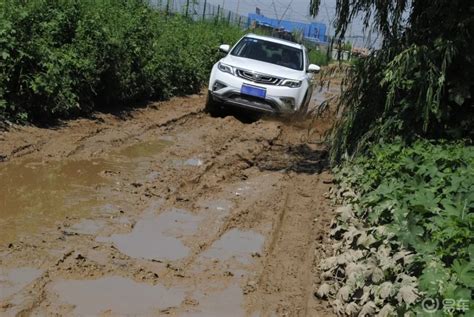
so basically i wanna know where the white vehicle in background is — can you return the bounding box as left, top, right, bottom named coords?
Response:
left=206, top=33, right=320, bottom=117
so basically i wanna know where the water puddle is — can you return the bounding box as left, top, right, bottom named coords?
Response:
left=184, top=158, right=204, bottom=166
left=97, top=208, right=201, bottom=261
left=235, top=184, right=253, bottom=196
left=0, top=159, right=122, bottom=243
left=51, top=276, right=185, bottom=316
left=0, top=267, right=43, bottom=300
left=202, top=229, right=265, bottom=265
left=182, top=284, right=244, bottom=317
left=146, top=171, right=161, bottom=181
left=65, top=219, right=106, bottom=235
left=173, top=158, right=204, bottom=167
left=0, top=139, right=170, bottom=244
left=198, top=199, right=233, bottom=214
left=118, top=140, right=170, bottom=159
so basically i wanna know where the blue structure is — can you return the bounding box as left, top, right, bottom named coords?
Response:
left=248, top=14, right=327, bottom=43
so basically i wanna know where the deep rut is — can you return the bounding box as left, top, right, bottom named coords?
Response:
left=0, top=93, right=335, bottom=316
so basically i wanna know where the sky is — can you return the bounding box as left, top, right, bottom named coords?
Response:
left=204, top=0, right=371, bottom=46
left=207, top=0, right=333, bottom=24
left=155, top=0, right=377, bottom=47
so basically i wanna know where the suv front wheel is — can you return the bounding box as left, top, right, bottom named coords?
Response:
left=295, top=90, right=310, bottom=119
left=204, top=91, right=222, bottom=117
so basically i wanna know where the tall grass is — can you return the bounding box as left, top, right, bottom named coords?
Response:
left=0, top=0, right=243, bottom=123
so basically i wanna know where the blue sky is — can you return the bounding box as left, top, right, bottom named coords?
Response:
left=158, top=0, right=376, bottom=47
left=206, top=0, right=339, bottom=33
left=205, top=0, right=369, bottom=42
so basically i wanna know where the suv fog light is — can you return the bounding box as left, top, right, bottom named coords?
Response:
left=213, top=81, right=227, bottom=91
left=280, top=97, right=295, bottom=109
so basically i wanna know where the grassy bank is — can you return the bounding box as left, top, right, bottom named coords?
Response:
left=0, top=0, right=243, bottom=123
left=318, top=140, right=473, bottom=316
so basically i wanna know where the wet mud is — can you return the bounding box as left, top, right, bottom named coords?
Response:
left=0, top=88, right=339, bottom=316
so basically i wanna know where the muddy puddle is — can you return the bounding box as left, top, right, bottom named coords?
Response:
left=0, top=267, right=44, bottom=301
left=173, top=157, right=204, bottom=167
left=0, top=139, right=170, bottom=244
left=117, top=139, right=170, bottom=159
left=0, top=159, right=120, bottom=243
left=182, top=284, right=244, bottom=317
left=51, top=276, right=185, bottom=316
left=198, top=199, right=233, bottom=214
left=202, top=229, right=265, bottom=265
left=64, top=219, right=107, bottom=235
left=97, top=206, right=201, bottom=261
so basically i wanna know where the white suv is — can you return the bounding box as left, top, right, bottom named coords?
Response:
left=206, top=33, right=320, bottom=116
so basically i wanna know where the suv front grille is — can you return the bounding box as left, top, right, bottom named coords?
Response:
left=235, top=69, right=282, bottom=85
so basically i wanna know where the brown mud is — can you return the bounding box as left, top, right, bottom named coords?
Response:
left=0, top=85, right=339, bottom=316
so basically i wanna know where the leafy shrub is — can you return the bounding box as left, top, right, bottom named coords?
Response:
left=319, top=140, right=473, bottom=316
left=0, top=0, right=242, bottom=123
left=310, top=0, right=474, bottom=164
left=308, top=48, right=330, bottom=66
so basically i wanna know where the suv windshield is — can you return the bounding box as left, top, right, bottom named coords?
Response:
left=231, top=37, right=304, bottom=71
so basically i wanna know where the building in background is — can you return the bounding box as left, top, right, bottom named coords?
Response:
left=248, top=13, right=327, bottom=44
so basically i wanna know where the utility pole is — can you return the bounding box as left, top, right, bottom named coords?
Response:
left=236, top=0, right=240, bottom=15
left=221, top=0, right=226, bottom=21
left=202, top=0, right=207, bottom=20
left=185, top=0, right=190, bottom=17
left=166, top=0, right=170, bottom=15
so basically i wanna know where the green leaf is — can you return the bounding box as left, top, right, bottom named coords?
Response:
left=469, top=244, right=474, bottom=263
left=419, top=263, right=450, bottom=296
left=452, top=260, right=474, bottom=288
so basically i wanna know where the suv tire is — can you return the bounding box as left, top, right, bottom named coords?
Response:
left=205, top=91, right=222, bottom=117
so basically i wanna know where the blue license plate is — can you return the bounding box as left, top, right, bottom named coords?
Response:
left=241, top=84, right=266, bottom=99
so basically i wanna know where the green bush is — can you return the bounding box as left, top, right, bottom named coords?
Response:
left=331, top=140, right=474, bottom=315
left=309, top=0, right=474, bottom=163
left=0, top=0, right=242, bottom=123
left=308, top=47, right=330, bottom=66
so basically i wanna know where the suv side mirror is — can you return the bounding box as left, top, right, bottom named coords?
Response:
left=307, top=64, right=321, bottom=73
left=219, top=44, right=230, bottom=53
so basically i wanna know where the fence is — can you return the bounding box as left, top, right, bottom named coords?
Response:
left=150, top=0, right=249, bottom=28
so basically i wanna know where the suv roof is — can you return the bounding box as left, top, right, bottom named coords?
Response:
left=245, top=33, right=304, bottom=50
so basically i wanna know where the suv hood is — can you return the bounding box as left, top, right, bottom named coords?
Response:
left=222, top=55, right=304, bottom=80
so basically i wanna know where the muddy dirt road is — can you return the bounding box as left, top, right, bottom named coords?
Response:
left=0, top=91, right=337, bottom=316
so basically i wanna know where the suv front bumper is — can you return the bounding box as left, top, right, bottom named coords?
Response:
left=211, top=88, right=294, bottom=115
left=210, top=71, right=306, bottom=115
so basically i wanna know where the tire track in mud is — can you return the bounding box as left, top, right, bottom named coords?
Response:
left=245, top=172, right=333, bottom=317
left=0, top=95, right=205, bottom=162
left=0, top=93, right=336, bottom=316
left=145, top=116, right=286, bottom=279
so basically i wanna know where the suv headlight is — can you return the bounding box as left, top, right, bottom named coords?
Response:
left=280, top=79, right=302, bottom=88
left=218, top=62, right=234, bottom=75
